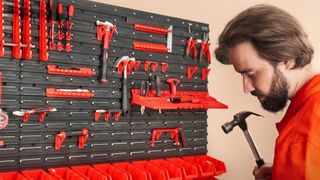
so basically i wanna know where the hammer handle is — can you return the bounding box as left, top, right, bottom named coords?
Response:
left=122, top=76, right=128, bottom=115
left=100, top=49, right=108, bottom=83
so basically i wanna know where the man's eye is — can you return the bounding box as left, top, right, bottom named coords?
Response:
left=247, top=73, right=256, bottom=78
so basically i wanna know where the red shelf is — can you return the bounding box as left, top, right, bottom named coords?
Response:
left=131, top=89, right=228, bottom=110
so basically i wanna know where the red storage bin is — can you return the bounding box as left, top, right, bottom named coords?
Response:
left=183, top=155, right=226, bottom=178
left=166, top=158, right=199, bottom=179
left=71, top=165, right=111, bottom=180
left=131, top=160, right=167, bottom=180
left=113, top=162, right=152, bottom=180
left=0, top=171, right=27, bottom=180
left=21, top=169, right=54, bottom=180
left=48, top=167, right=85, bottom=180
left=149, top=159, right=183, bottom=180
left=93, top=164, right=132, bottom=180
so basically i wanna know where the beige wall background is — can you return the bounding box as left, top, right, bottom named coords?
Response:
left=91, top=0, right=320, bottom=179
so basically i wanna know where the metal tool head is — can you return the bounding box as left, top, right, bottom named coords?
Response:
left=96, top=20, right=115, bottom=27
left=221, top=111, right=263, bottom=134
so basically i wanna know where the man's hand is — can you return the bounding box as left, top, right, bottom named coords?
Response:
left=252, top=163, right=272, bottom=180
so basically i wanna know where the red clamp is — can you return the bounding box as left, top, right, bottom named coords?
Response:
left=186, top=38, right=197, bottom=58
left=46, top=88, right=94, bottom=98
left=39, top=0, right=48, bottom=61
left=133, top=42, right=168, bottom=53
left=0, top=1, right=4, bottom=57
left=201, top=68, right=211, bottom=80
left=13, top=107, right=57, bottom=123
left=161, top=62, right=168, bottom=73
left=151, top=127, right=186, bottom=147
left=22, top=0, right=32, bottom=60
left=55, top=128, right=89, bottom=150
left=187, top=66, right=198, bottom=79
left=200, top=41, right=211, bottom=63
left=134, top=24, right=169, bottom=35
left=12, top=0, right=22, bottom=59
left=47, top=65, right=96, bottom=77
left=94, top=110, right=122, bottom=122
left=166, top=78, right=180, bottom=96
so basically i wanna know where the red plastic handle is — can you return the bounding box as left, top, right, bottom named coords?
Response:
left=166, top=78, right=180, bottom=96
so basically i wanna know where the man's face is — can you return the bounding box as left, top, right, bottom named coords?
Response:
left=228, top=41, right=289, bottom=112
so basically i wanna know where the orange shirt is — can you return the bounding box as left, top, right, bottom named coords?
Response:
left=273, top=75, right=320, bottom=180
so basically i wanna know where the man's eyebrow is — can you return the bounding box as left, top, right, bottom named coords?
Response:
left=237, top=68, right=253, bottom=74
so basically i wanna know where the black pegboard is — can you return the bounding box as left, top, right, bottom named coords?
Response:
left=0, top=0, right=217, bottom=171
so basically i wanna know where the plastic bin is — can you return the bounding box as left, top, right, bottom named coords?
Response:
left=166, top=158, right=199, bottom=179
left=113, top=162, right=152, bottom=180
left=149, top=159, right=182, bottom=180
left=0, top=171, right=28, bottom=180
left=131, top=160, right=167, bottom=180
left=194, top=155, right=227, bottom=176
left=48, top=167, right=85, bottom=180
left=71, top=165, right=111, bottom=180
left=21, top=169, right=54, bottom=180
left=93, top=164, right=132, bottom=180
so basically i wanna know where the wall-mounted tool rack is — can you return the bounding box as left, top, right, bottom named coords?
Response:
left=0, top=0, right=227, bottom=178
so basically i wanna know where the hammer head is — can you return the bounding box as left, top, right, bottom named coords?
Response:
left=96, top=20, right=115, bottom=27
left=221, top=111, right=263, bottom=133
left=115, top=56, right=136, bottom=75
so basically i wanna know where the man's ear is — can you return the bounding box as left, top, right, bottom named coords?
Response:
left=283, top=59, right=296, bottom=70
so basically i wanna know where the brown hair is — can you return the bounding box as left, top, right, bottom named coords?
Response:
left=215, top=4, right=314, bottom=68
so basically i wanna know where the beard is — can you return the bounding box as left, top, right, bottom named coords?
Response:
left=251, top=68, right=289, bottom=112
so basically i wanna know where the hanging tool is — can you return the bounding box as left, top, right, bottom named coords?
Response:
left=13, top=107, right=57, bottom=123
left=96, top=20, right=117, bottom=83
left=222, top=111, right=265, bottom=167
left=48, top=0, right=56, bottom=50
left=11, top=0, right=22, bottom=59
left=22, top=0, right=33, bottom=60
left=115, top=56, right=136, bottom=115
left=0, top=72, right=8, bottom=130
left=39, top=0, right=48, bottom=61
left=199, top=33, right=211, bottom=63
left=66, top=4, right=74, bottom=30
left=139, top=75, right=161, bottom=115
left=185, top=37, right=197, bottom=58
left=47, top=65, right=96, bottom=77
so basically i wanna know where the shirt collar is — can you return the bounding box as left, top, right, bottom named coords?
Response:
left=276, top=74, right=320, bottom=132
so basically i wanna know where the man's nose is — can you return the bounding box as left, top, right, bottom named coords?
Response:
left=243, top=75, right=255, bottom=94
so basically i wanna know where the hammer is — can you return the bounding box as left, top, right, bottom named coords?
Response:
left=222, top=111, right=265, bottom=167
left=96, top=20, right=116, bottom=83
left=115, top=56, right=135, bottom=115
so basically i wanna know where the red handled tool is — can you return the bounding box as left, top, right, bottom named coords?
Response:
left=166, top=78, right=180, bottom=96
left=96, top=20, right=117, bottom=83
left=13, top=107, right=57, bottom=123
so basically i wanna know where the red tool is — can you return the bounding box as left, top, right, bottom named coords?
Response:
left=48, top=0, right=56, bottom=50
left=166, top=78, right=180, bottom=96
left=187, top=66, right=198, bottom=79
left=0, top=72, right=8, bottom=130
left=151, top=127, right=186, bottom=147
left=12, top=107, right=57, bottom=123
left=96, top=20, right=117, bottom=83
left=66, top=4, right=74, bottom=30
left=201, top=68, right=211, bottom=80
left=185, top=38, right=197, bottom=58
left=134, top=24, right=169, bottom=35
left=22, top=0, right=32, bottom=60
left=11, top=0, right=22, bottom=59
left=46, top=88, right=94, bottom=98
left=47, top=65, right=96, bottom=77
left=161, top=62, right=168, bottom=73
left=133, top=42, right=168, bottom=53
left=94, top=110, right=121, bottom=122
left=0, top=1, right=3, bottom=57
left=39, top=0, right=48, bottom=61
left=55, top=128, right=89, bottom=150
left=57, top=2, right=63, bottom=28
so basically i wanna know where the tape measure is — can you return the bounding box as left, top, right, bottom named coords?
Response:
left=0, top=109, right=8, bottom=130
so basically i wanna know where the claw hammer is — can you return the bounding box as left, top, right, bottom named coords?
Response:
left=96, top=20, right=116, bottom=83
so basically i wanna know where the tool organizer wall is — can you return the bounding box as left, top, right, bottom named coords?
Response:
left=0, top=0, right=227, bottom=172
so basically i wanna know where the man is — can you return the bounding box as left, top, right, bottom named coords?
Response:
left=215, top=4, right=320, bottom=180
